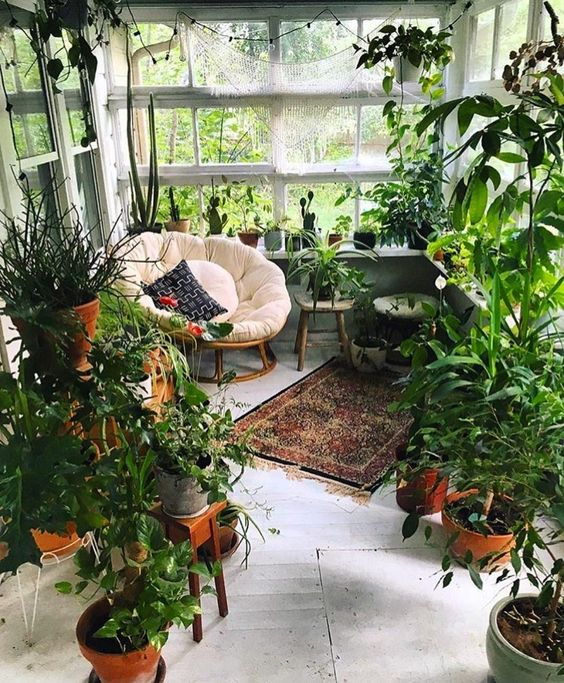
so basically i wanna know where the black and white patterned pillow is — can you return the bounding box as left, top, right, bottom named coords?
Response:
left=143, top=260, right=227, bottom=322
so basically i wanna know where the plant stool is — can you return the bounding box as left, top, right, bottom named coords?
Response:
left=150, top=501, right=228, bottom=642
left=293, top=293, right=354, bottom=371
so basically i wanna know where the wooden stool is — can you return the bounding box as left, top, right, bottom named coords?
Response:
left=150, top=501, right=228, bottom=643
left=293, top=293, right=354, bottom=371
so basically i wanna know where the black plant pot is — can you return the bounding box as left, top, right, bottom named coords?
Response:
left=285, top=234, right=302, bottom=252
left=353, top=232, right=376, bottom=250
left=302, top=230, right=318, bottom=248
left=406, top=221, right=432, bottom=250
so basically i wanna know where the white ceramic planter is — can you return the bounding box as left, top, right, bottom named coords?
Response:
left=393, top=55, right=423, bottom=83
left=351, top=340, right=386, bottom=373
left=264, top=230, right=283, bottom=251
left=154, top=468, right=209, bottom=518
left=486, top=594, right=561, bottom=683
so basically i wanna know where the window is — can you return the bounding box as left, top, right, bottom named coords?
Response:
left=469, top=0, right=529, bottom=82
left=197, top=108, right=271, bottom=164
left=0, top=26, right=55, bottom=159
left=287, top=183, right=355, bottom=234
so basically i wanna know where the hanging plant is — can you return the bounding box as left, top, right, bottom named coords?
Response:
left=4, top=0, right=124, bottom=145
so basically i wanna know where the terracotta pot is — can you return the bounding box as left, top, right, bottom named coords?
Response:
left=165, top=219, right=190, bottom=234
left=433, top=249, right=445, bottom=262
left=328, top=233, right=342, bottom=247
left=12, top=297, right=100, bottom=369
left=396, top=468, right=448, bottom=516
left=238, top=232, right=259, bottom=248
left=77, top=599, right=162, bottom=683
left=32, top=523, right=82, bottom=559
left=202, top=520, right=240, bottom=559
left=441, top=490, right=515, bottom=568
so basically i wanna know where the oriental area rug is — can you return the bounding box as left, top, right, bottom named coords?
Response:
left=236, top=359, right=412, bottom=489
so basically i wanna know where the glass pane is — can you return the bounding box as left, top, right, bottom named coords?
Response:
left=52, top=32, right=90, bottom=146
left=22, top=161, right=58, bottom=214
left=198, top=107, right=271, bottom=164
left=360, top=106, right=391, bottom=166
left=280, top=20, right=358, bottom=61
left=286, top=183, right=355, bottom=235
left=0, top=26, right=54, bottom=158
left=543, top=0, right=564, bottom=38
left=285, top=106, right=356, bottom=166
left=469, top=10, right=495, bottom=82
left=122, top=108, right=195, bottom=165
left=193, top=22, right=268, bottom=86
left=74, top=152, right=102, bottom=247
left=494, top=0, right=529, bottom=79
left=130, top=23, right=188, bottom=87
left=202, top=181, right=272, bottom=234
left=157, top=185, right=200, bottom=227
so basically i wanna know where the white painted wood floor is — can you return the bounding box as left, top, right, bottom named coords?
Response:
left=0, top=339, right=503, bottom=683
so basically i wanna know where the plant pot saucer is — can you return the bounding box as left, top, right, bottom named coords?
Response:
left=162, top=503, right=210, bottom=519
left=221, top=533, right=242, bottom=561
left=88, top=657, right=166, bottom=683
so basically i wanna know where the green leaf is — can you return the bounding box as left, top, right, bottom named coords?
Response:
left=382, top=75, right=393, bottom=96
left=510, top=548, right=521, bottom=574
left=47, top=58, right=64, bottom=80
left=469, top=178, right=487, bottom=224
left=482, top=131, right=501, bottom=156
left=55, top=581, right=73, bottom=594
left=467, top=564, right=483, bottom=590
left=402, top=513, right=420, bottom=540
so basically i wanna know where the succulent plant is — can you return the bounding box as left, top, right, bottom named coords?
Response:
left=300, top=190, right=316, bottom=234
left=204, top=195, right=229, bottom=235
left=168, top=187, right=180, bottom=223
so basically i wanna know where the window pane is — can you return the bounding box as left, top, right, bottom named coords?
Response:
left=193, top=22, right=268, bottom=87
left=360, top=106, right=390, bottom=166
left=286, top=183, right=355, bottom=235
left=122, top=108, right=195, bottom=165
left=131, top=23, right=188, bottom=87
left=494, top=0, right=529, bottom=79
left=157, top=185, right=200, bottom=227
left=74, top=152, right=102, bottom=247
left=198, top=108, right=271, bottom=164
left=0, top=27, right=54, bottom=158
left=280, top=20, right=357, bottom=61
left=469, top=10, right=495, bottom=82
left=202, top=182, right=272, bottom=234
left=285, top=106, right=356, bottom=167
left=23, top=161, right=58, bottom=214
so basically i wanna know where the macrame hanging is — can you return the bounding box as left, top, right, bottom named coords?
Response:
left=180, top=20, right=387, bottom=169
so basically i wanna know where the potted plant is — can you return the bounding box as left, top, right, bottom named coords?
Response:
left=350, top=287, right=388, bottom=372
left=299, top=190, right=318, bottom=247
left=264, top=217, right=288, bottom=252
left=284, top=223, right=304, bottom=253
left=126, top=32, right=160, bottom=236
left=353, top=219, right=378, bottom=250
left=0, top=184, right=128, bottom=369
left=150, top=387, right=253, bottom=518
left=328, top=214, right=352, bottom=246
left=165, top=187, right=190, bottom=234
left=287, top=234, right=373, bottom=312
left=202, top=501, right=265, bottom=568
left=57, top=440, right=208, bottom=683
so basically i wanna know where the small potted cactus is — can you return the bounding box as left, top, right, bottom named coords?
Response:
left=300, top=190, right=318, bottom=247
left=165, top=187, right=190, bottom=234
left=203, top=193, right=229, bottom=236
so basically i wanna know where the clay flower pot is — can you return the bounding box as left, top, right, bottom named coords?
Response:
left=238, top=232, right=260, bottom=248
left=441, top=490, right=515, bottom=568
left=32, top=523, right=82, bottom=559
left=327, top=233, right=342, bottom=246
left=486, top=594, right=562, bottom=683
left=165, top=219, right=190, bottom=234
left=396, top=468, right=448, bottom=516
left=12, top=297, right=100, bottom=369
left=77, top=599, right=162, bottom=683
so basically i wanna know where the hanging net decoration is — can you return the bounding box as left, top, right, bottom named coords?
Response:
left=180, top=20, right=389, bottom=170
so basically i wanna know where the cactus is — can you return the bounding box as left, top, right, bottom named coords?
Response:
left=126, top=31, right=159, bottom=234
left=168, top=187, right=180, bottom=223
left=204, top=195, right=228, bottom=235
left=300, top=189, right=317, bottom=245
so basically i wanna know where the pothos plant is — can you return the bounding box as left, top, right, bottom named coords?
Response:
left=3, top=0, right=124, bottom=145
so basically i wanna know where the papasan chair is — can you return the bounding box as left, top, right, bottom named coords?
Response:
left=117, top=232, right=291, bottom=382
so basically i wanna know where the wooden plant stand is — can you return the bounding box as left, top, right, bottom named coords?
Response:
left=149, top=501, right=229, bottom=642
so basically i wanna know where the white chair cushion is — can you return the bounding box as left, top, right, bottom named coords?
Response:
left=116, top=232, right=291, bottom=343
left=186, top=260, right=238, bottom=323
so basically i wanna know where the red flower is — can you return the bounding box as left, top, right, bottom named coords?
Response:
left=159, top=295, right=178, bottom=308
left=186, top=321, right=205, bottom=337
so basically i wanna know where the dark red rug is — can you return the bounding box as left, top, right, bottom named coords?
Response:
left=236, top=359, right=411, bottom=489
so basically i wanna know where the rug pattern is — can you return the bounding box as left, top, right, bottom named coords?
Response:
left=236, top=360, right=411, bottom=488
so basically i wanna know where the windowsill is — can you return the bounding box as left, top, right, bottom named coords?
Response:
left=263, top=246, right=426, bottom=260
